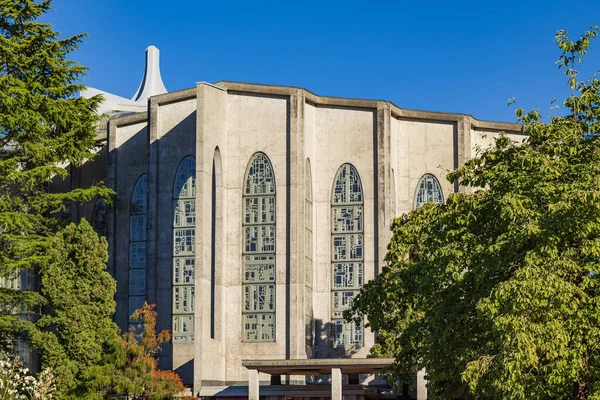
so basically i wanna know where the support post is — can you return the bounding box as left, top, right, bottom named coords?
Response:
left=332, top=367, right=342, bottom=400
left=249, top=369, right=259, bottom=400
left=417, top=369, right=427, bottom=400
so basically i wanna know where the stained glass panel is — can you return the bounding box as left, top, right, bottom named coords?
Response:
left=244, top=197, right=275, bottom=224
left=332, top=263, right=363, bottom=289
left=244, top=225, right=275, bottom=253
left=333, top=319, right=362, bottom=347
left=414, top=173, right=444, bottom=209
left=173, top=257, right=195, bottom=284
left=332, top=206, right=363, bottom=233
left=131, top=175, right=148, bottom=215
left=173, top=157, right=196, bottom=199
left=172, top=315, right=195, bottom=343
left=243, top=313, right=275, bottom=342
left=173, top=228, right=195, bottom=255
left=129, top=269, right=146, bottom=296
left=129, top=215, right=146, bottom=241
left=173, top=286, right=195, bottom=314
left=332, top=234, right=363, bottom=261
left=244, top=284, right=275, bottom=312
left=244, top=153, right=275, bottom=195
left=129, top=242, right=146, bottom=269
left=174, top=199, right=196, bottom=227
left=243, top=256, right=275, bottom=283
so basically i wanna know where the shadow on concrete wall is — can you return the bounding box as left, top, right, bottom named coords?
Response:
left=312, top=319, right=361, bottom=359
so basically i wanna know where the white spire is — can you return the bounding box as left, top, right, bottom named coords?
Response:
left=131, top=45, right=168, bottom=103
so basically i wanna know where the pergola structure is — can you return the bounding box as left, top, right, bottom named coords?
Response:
left=242, top=358, right=427, bottom=400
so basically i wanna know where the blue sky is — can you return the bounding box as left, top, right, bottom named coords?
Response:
left=44, top=0, right=600, bottom=122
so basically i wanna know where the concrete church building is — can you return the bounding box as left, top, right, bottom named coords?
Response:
left=72, top=46, right=524, bottom=399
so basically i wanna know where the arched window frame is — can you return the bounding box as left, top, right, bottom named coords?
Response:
left=331, top=163, right=364, bottom=348
left=242, top=152, right=276, bottom=342
left=172, top=156, right=196, bottom=343
left=414, top=173, right=444, bottom=209
left=129, top=174, right=147, bottom=326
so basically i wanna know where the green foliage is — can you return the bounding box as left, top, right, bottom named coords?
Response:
left=0, top=0, right=111, bottom=352
left=27, top=220, right=119, bottom=398
left=82, top=303, right=191, bottom=400
left=349, top=27, right=600, bottom=399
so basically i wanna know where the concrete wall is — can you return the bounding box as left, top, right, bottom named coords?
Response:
left=107, top=116, right=148, bottom=329
left=224, top=91, right=289, bottom=382
left=393, top=118, right=457, bottom=213
left=311, top=104, right=376, bottom=359
left=151, top=94, right=197, bottom=380
left=194, top=83, right=228, bottom=387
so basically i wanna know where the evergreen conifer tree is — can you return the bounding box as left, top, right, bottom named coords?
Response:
left=0, top=0, right=110, bottom=353
left=29, top=220, right=118, bottom=397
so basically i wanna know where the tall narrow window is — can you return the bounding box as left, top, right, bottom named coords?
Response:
left=129, top=175, right=147, bottom=326
left=92, top=198, right=107, bottom=237
left=211, top=148, right=223, bottom=340
left=390, top=169, right=396, bottom=219
left=242, top=153, right=276, bottom=342
left=172, top=156, right=196, bottom=343
left=414, top=173, right=443, bottom=209
left=331, top=164, right=363, bottom=347
left=304, top=159, right=314, bottom=352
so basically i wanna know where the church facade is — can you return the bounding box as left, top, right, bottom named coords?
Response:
left=73, top=47, right=524, bottom=397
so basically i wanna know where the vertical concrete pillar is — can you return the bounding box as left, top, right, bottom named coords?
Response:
left=332, top=368, right=342, bottom=400
left=417, top=369, right=427, bottom=400
left=456, top=116, right=472, bottom=194
left=248, top=369, right=260, bottom=400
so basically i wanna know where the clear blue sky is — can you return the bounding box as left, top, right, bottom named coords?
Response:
left=44, top=0, right=600, bottom=123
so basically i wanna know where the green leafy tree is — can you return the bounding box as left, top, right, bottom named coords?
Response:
left=0, top=0, right=110, bottom=352
left=349, top=26, right=600, bottom=399
left=82, top=303, right=191, bottom=400
left=28, top=220, right=119, bottom=398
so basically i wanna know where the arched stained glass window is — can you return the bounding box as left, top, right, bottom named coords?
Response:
left=129, top=175, right=147, bottom=326
left=304, top=159, right=314, bottom=352
left=172, top=156, right=196, bottom=343
left=414, top=173, right=444, bottom=209
left=331, top=164, right=363, bottom=347
left=242, top=152, right=276, bottom=342
left=92, top=198, right=107, bottom=237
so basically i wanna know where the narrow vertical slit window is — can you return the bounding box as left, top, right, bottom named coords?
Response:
left=390, top=169, right=396, bottom=219
left=414, top=173, right=444, bottom=209
left=172, top=156, right=196, bottom=343
left=331, top=164, right=363, bottom=347
left=242, top=152, right=276, bottom=342
left=304, top=159, right=314, bottom=352
left=129, top=174, right=147, bottom=328
left=210, top=148, right=222, bottom=340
